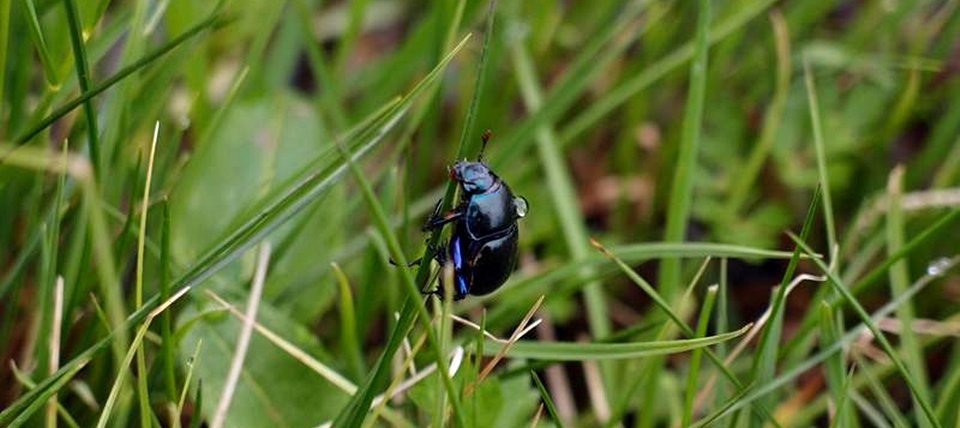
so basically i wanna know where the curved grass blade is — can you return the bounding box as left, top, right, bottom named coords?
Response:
left=480, top=242, right=815, bottom=326
left=484, top=325, right=748, bottom=361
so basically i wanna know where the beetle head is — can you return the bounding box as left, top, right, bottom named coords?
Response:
left=451, top=161, right=496, bottom=194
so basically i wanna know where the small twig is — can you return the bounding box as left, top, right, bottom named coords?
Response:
left=531, top=403, right=545, bottom=428
left=449, top=313, right=543, bottom=343
left=468, top=295, right=545, bottom=395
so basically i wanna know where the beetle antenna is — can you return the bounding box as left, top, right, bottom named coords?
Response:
left=478, top=129, right=492, bottom=161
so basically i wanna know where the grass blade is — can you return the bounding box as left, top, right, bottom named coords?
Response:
left=0, top=0, right=9, bottom=121
left=336, top=115, right=468, bottom=428
left=486, top=325, right=748, bottom=361
left=885, top=166, right=931, bottom=412
left=530, top=370, right=566, bottom=428
left=789, top=234, right=941, bottom=428
left=803, top=57, right=837, bottom=262
left=683, top=285, right=718, bottom=427
left=61, top=0, right=101, bottom=175
left=133, top=123, right=160, bottom=428
left=511, top=26, right=610, bottom=341
left=659, top=0, right=710, bottom=299
left=159, top=200, right=177, bottom=402
left=819, top=301, right=852, bottom=427
left=746, top=186, right=821, bottom=427
left=19, top=0, right=59, bottom=86
left=330, top=35, right=472, bottom=428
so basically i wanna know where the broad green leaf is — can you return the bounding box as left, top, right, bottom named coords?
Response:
left=170, top=92, right=337, bottom=317
left=178, top=301, right=348, bottom=428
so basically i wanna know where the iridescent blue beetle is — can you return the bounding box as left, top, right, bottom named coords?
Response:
left=421, top=130, right=528, bottom=300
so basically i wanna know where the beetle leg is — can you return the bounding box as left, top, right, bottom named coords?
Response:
left=422, top=200, right=463, bottom=232
left=388, top=257, right=422, bottom=268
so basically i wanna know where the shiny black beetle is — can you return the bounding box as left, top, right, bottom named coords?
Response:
left=421, top=130, right=527, bottom=300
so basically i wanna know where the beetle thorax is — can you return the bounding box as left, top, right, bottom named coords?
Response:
left=452, top=161, right=497, bottom=194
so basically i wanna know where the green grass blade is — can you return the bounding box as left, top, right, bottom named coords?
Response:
left=133, top=123, right=160, bottom=428
left=482, top=241, right=815, bottom=328
left=61, top=0, right=101, bottom=175
left=0, top=33, right=465, bottom=426
left=159, top=200, right=177, bottom=402
left=790, top=234, right=941, bottom=428
left=885, top=166, right=931, bottom=411
left=683, top=285, right=718, bottom=427
left=19, top=0, right=59, bottom=86
left=659, top=0, right=710, bottom=299
left=592, top=240, right=781, bottom=426
left=530, top=370, right=566, bottom=428
left=512, top=30, right=610, bottom=340
left=187, top=380, right=203, bottom=428
left=854, top=353, right=910, bottom=428
left=932, top=135, right=960, bottom=188
left=336, top=111, right=468, bottom=428
left=404, top=1, right=486, bottom=296
left=803, top=58, right=838, bottom=263
left=715, top=259, right=729, bottom=407
left=492, top=0, right=653, bottom=166
left=724, top=11, right=791, bottom=216
left=8, top=358, right=90, bottom=428
left=819, top=301, right=852, bottom=427
left=690, top=382, right=756, bottom=428
left=785, top=208, right=960, bottom=358
left=332, top=0, right=371, bottom=73
left=332, top=262, right=365, bottom=381
left=746, top=186, right=821, bottom=427
left=485, top=325, right=748, bottom=361
left=292, top=0, right=348, bottom=131
left=455, top=0, right=495, bottom=161
left=0, top=0, right=9, bottom=122
left=0, top=291, right=152, bottom=426
left=330, top=35, right=472, bottom=428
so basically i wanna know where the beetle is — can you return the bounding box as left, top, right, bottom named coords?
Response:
left=420, top=130, right=527, bottom=300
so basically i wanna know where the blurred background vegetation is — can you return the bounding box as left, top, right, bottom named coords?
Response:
left=2, top=0, right=960, bottom=427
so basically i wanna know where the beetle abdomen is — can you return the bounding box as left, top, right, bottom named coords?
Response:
left=462, top=228, right=519, bottom=296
